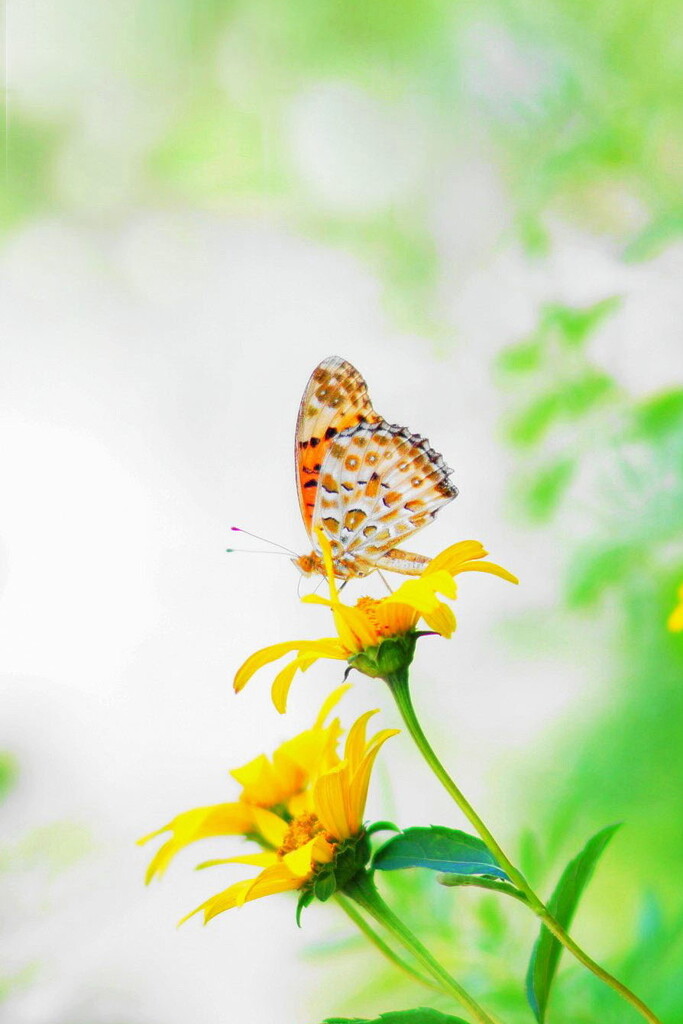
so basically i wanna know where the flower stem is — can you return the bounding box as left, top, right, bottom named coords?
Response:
left=386, top=668, right=663, bottom=1024
left=344, top=871, right=502, bottom=1024
left=335, top=893, right=443, bottom=994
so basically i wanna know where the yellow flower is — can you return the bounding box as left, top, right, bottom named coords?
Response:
left=668, top=583, right=683, bottom=632
left=138, top=685, right=349, bottom=883
left=140, top=695, right=397, bottom=924
left=235, top=531, right=518, bottom=712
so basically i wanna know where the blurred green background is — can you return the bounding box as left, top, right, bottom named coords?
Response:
left=2, top=2, right=682, bottom=1022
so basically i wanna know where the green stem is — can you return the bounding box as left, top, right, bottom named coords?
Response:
left=344, top=871, right=502, bottom=1024
left=387, top=668, right=663, bottom=1024
left=335, top=893, right=443, bottom=994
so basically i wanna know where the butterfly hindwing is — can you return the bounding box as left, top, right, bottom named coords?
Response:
left=312, top=420, right=457, bottom=575
left=295, top=357, right=380, bottom=536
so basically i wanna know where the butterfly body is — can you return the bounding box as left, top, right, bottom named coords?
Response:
left=294, top=357, right=457, bottom=580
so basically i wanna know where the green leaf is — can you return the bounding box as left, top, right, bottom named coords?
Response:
left=372, top=826, right=509, bottom=880
left=437, top=873, right=527, bottom=902
left=526, top=824, right=621, bottom=1022
left=323, top=1010, right=469, bottom=1023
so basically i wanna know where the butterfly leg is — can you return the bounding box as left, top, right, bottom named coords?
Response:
left=377, top=570, right=394, bottom=594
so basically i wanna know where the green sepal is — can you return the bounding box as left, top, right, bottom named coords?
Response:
left=349, top=634, right=418, bottom=681
left=365, top=820, right=400, bottom=837
left=295, top=888, right=314, bottom=928
left=526, top=823, right=622, bottom=1022
left=314, top=870, right=337, bottom=902
left=373, top=826, right=509, bottom=880
left=323, top=1009, right=470, bottom=1023
left=297, top=831, right=372, bottom=918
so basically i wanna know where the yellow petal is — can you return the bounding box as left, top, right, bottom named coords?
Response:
left=312, top=834, right=336, bottom=864
left=371, top=602, right=419, bottom=636
left=421, top=602, right=457, bottom=637
left=313, top=762, right=352, bottom=840
left=271, top=653, right=318, bottom=714
left=181, top=864, right=302, bottom=924
left=251, top=807, right=288, bottom=848
left=315, top=526, right=340, bottom=602
left=282, top=837, right=317, bottom=878
left=234, top=641, right=311, bottom=693
left=455, top=560, right=519, bottom=584
left=426, top=541, right=487, bottom=574
left=196, top=852, right=278, bottom=870
left=344, top=709, right=379, bottom=770
left=334, top=604, right=379, bottom=651
left=233, top=863, right=302, bottom=910
left=346, top=729, right=399, bottom=835
left=668, top=603, right=683, bottom=632
left=229, top=754, right=283, bottom=806
left=393, top=570, right=456, bottom=602
left=139, top=803, right=254, bottom=884
left=314, top=683, right=353, bottom=728
left=178, top=878, right=255, bottom=925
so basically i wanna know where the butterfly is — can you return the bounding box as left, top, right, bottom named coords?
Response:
left=293, top=356, right=457, bottom=579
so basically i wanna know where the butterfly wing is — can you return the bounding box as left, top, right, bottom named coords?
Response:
left=312, top=420, right=458, bottom=576
left=295, top=357, right=380, bottom=539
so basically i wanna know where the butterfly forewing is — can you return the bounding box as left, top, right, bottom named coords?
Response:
left=295, top=357, right=380, bottom=537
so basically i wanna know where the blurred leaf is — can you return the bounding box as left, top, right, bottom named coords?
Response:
left=497, top=339, right=544, bottom=375
left=522, top=458, right=575, bottom=521
left=0, top=754, right=18, bottom=803
left=526, top=824, right=621, bottom=1022
left=0, top=116, right=60, bottom=231
left=518, top=829, right=544, bottom=881
left=562, top=370, right=615, bottom=415
left=633, top=390, right=683, bottom=439
left=543, top=298, right=621, bottom=349
left=565, top=544, right=634, bottom=607
left=624, top=211, right=683, bottom=262
left=373, top=826, right=509, bottom=880
left=506, top=394, right=562, bottom=447
left=323, top=1011, right=469, bottom=1023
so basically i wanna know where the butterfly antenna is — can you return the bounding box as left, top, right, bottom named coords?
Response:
left=226, top=549, right=293, bottom=555
left=229, top=526, right=297, bottom=556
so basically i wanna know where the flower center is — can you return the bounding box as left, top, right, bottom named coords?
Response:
left=277, top=812, right=333, bottom=857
